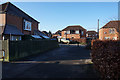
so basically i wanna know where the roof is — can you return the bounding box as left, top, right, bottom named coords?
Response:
left=0, top=2, right=39, bottom=23
left=86, top=31, right=98, bottom=34
left=62, top=25, right=86, bottom=31
left=3, top=24, right=24, bottom=35
left=34, top=30, right=50, bottom=39
left=42, top=31, right=49, bottom=35
left=55, top=30, right=61, bottom=34
left=31, top=35, right=42, bottom=39
left=101, top=20, right=120, bottom=32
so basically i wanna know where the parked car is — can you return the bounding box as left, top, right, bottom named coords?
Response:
left=60, top=38, right=70, bottom=44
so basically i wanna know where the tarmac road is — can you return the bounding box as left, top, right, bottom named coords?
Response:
left=2, top=44, right=100, bottom=79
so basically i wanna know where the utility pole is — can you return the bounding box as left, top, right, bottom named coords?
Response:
left=98, top=19, right=99, bottom=38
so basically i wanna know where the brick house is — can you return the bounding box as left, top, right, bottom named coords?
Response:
left=0, top=2, right=40, bottom=41
left=52, top=30, right=62, bottom=38
left=99, top=21, right=120, bottom=40
left=86, top=31, right=98, bottom=39
left=61, top=25, right=86, bottom=43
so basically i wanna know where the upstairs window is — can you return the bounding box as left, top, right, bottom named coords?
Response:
left=70, top=30, right=75, bottom=34
left=23, top=19, right=32, bottom=31
left=109, top=29, right=115, bottom=34
left=96, top=34, right=98, bottom=37
left=86, top=34, right=88, bottom=37
left=75, top=30, right=79, bottom=34
left=81, top=31, right=84, bottom=35
left=104, top=32, right=107, bottom=34
left=66, top=31, right=70, bottom=34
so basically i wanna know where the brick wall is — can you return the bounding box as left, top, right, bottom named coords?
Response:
left=71, top=38, right=86, bottom=43
left=61, top=30, right=86, bottom=39
left=99, top=28, right=119, bottom=40
left=6, top=13, right=23, bottom=33
left=6, top=13, right=38, bottom=35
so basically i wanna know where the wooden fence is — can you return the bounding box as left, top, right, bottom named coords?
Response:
left=1, top=39, right=58, bottom=61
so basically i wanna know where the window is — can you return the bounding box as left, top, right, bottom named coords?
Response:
left=11, top=36, right=22, bottom=41
left=66, top=31, right=70, bottom=34
left=96, top=34, right=98, bottom=37
left=75, top=30, right=79, bottom=34
left=104, top=32, right=107, bottom=34
left=64, top=31, right=67, bottom=35
left=81, top=31, right=84, bottom=35
left=104, top=37, right=110, bottom=40
left=113, top=37, right=117, bottom=40
left=109, top=29, right=115, bottom=34
left=24, top=19, right=32, bottom=31
left=70, top=30, right=75, bottom=34
left=86, top=34, right=88, bottom=37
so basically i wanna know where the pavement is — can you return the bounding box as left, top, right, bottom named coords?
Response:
left=2, top=44, right=100, bottom=79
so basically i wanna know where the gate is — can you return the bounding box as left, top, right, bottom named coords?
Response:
left=0, top=40, right=3, bottom=61
left=0, top=40, right=9, bottom=62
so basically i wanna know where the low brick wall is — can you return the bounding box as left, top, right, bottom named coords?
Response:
left=91, top=40, right=120, bottom=79
left=71, top=38, right=86, bottom=43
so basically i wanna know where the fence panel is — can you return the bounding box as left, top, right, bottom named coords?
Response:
left=9, top=40, right=58, bottom=61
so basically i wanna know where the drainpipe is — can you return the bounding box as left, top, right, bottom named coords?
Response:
left=10, top=33, right=11, bottom=41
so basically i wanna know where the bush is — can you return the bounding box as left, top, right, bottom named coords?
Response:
left=91, top=40, right=120, bottom=80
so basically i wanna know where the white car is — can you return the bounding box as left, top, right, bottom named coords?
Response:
left=60, top=38, right=70, bottom=44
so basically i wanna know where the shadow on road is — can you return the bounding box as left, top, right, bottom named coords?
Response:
left=2, top=44, right=100, bottom=79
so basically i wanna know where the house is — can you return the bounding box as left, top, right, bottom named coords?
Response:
left=52, top=30, right=62, bottom=42
left=42, top=31, right=52, bottom=38
left=42, top=31, right=49, bottom=37
left=0, top=2, right=41, bottom=41
left=86, top=31, right=98, bottom=39
left=61, top=25, right=86, bottom=43
left=61, top=25, right=86, bottom=39
left=99, top=21, right=120, bottom=40
left=52, top=30, right=62, bottom=38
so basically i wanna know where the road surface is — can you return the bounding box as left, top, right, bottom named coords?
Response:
left=2, top=44, right=100, bottom=79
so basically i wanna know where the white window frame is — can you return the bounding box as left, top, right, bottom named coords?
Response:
left=113, top=37, right=117, bottom=40
left=66, top=31, right=70, bottom=34
left=24, top=19, right=32, bottom=31
left=109, top=29, right=115, bottom=34
left=75, top=30, right=79, bottom=34
left=104, top=37, right=110, bottom=40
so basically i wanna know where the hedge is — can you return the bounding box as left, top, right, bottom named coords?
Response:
left=91, top=40, right=120, bottom=80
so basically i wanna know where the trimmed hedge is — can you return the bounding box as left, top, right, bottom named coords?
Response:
left=91, top=40, right=120, bottom=79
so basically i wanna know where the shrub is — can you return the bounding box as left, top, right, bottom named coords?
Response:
left=91, top=40, right=120, bottom=80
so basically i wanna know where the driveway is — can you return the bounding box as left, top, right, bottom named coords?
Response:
left=2, top=44, right=100, bottom=79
